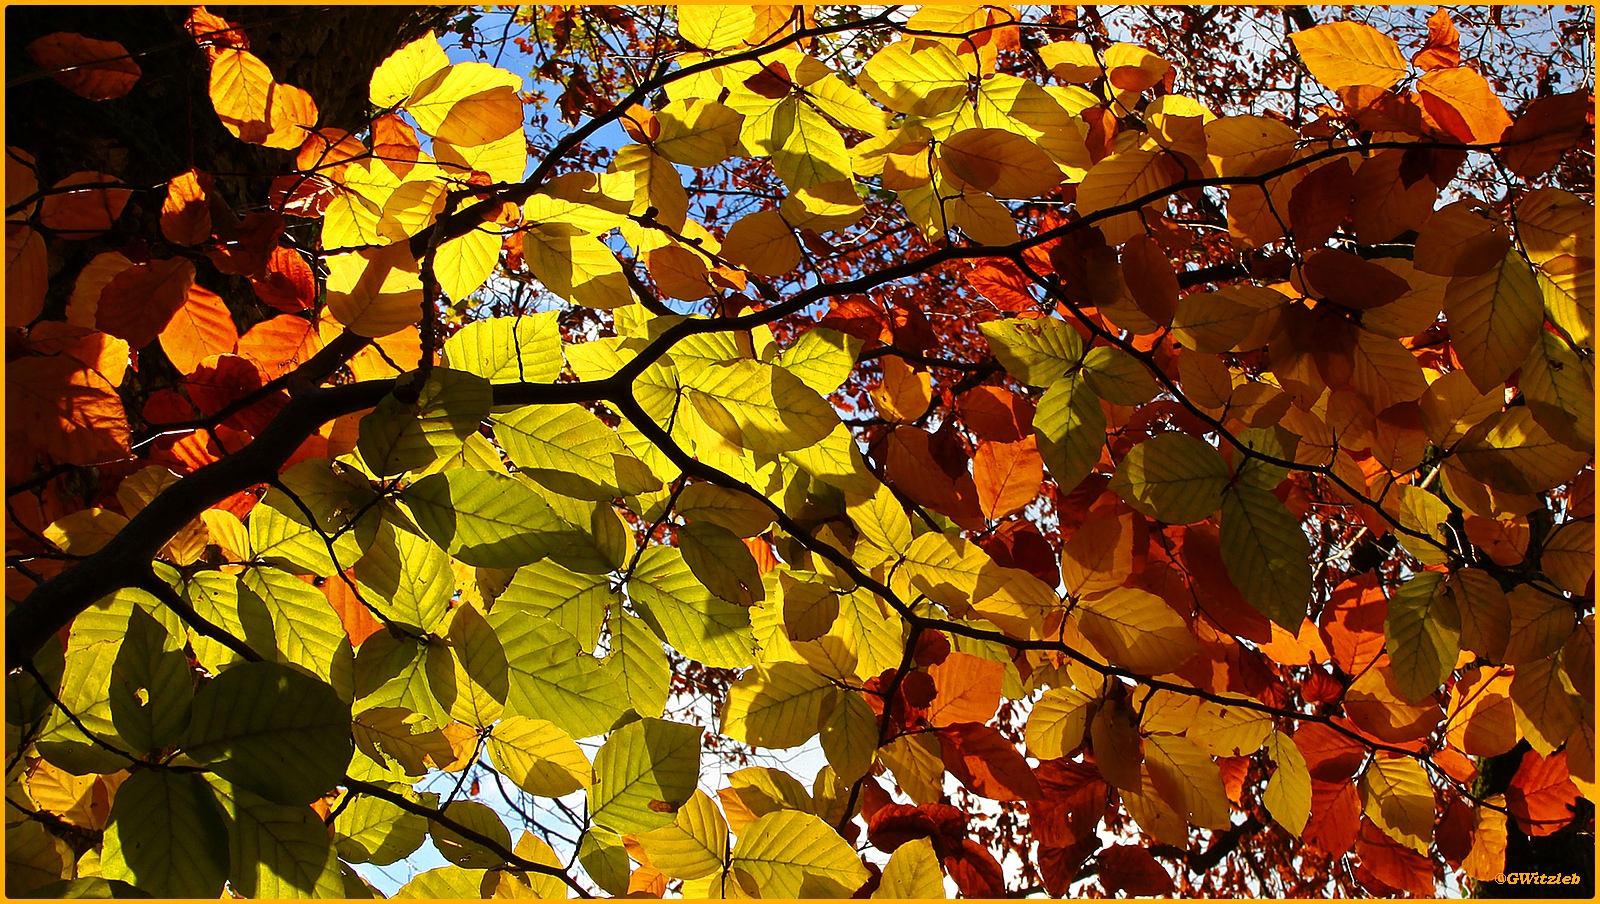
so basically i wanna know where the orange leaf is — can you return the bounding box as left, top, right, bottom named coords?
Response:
left=6, top=355, right=130, bottom=470
left=1443, top=666, right=1519, bottom=757
left=1319, top=573, right=1388, bottom=675
left=973, top=436, right=1043, bottom=521
left=159, top=285, right=238, bottom=374
left=1500, top=92, right=1593, bottom=178
left=1417, top=67, right=1513, bottom=145
left=238, top=314, right=322, bottom=379
left=324, top=570, right=384, bottom=646
left=956, top=386, right=1034, bottom=443
left=6, top=224, right=47, bottom=328
left=1301, top=248, right=1411, bottom=310
left=871, top=355, right=932, bottom=423
left=38, top=172, right=131, bottom=239
left=295, top=128, right=366, bottom=175
left=207, top=47, right=318, bottom=149
left=1354, top=818, right=1434, bottom=895
left=160, top=168, right=215, bottom=246
left=967, top=260, right=1037, bottom=313
left=25, top=32, right=140, bottom=101
left=1304, top=780, right=1361, bottom=858
left=1411, top=9, right=1461, bottom=71
left=251, top=246, right=316, bottom=313
left=1505, top=749, right=1580, bottom=836
left=925, top=652, right=1004, bottom=727
left=95, top=258, right=197, bottom=349
left=936, top=722, right=1041, bottom=801
left=185, top=7, right=249, bottom=49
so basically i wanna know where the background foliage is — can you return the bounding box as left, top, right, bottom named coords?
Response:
left=5, top=4, right=1595, bottom=898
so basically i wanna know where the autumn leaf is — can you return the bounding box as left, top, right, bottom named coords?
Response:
left=26, top=32, right=141, bottom=101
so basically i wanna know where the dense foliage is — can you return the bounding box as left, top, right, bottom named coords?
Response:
left=5, top=4, right=1595, bottom=898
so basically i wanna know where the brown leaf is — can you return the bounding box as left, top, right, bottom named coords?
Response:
left=937, top=723, right=1041, bottom=801
left=1411, top=9, right=1461, bottom=71
left=1096, top=844, right=1174, bottom=896
left=39, top=172, right=131, bottom=239
left=943, top=838, right=1006, bottom=897
left=26, top=32, right=140, bottom=101
left=160, top=169, right=215, bottom=246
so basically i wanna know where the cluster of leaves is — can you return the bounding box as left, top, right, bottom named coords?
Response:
left=5, top=4, right=1594, bottom=899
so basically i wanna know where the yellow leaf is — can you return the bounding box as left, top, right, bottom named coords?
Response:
left=902, top=532, right=1058, bottom=640
left=779, top=180, right=865, bottom=232
left=1144, top=732, right=1230, bottom=829
left=636, top=790, right=728, bottom=880
left=1443, top=249, right=1544, bottom=393
left=1417, top=66, right=1513, bottom=143
left=1076, top=148, right=1183, bottom=217
left=1204, top=115, right=1298, bottom=177
left=678, top=5, right=757, bottom=50
left=861, top=41, right=973, bottom=116
left=434, top=222, right=502, bottom=302
left=654, top=99, right=745, bottom=166
left=325, top=244, right=424, bottom=338
left=1261, top=732, right=1311, bottom=836
left=1074, top=586, right=1200, bottom=676
left=720, top=210, right=801, bottom=276
left=1360, top=753, right=1434, bottom=854
left=871, top=356, right=932, bottom=423
left=522, top=230, right=632, bottom=310
left=44, top=508, right=130, bottom=556
left=370, top=32, right=450, bottom=108
left=1102, top=43, right=1172, bottom=92
left=873, top=837, right=944, bottom=899
left=1024, top=685, right=1094, bottom=759
left=406, top=63, right=523, bottom=147
left=940, top=128, right=1061, bottom=199
left=207, top=48, right=317, bottom=149
left=1040, top=41, right=1101, bottom=82
left=1290, top=21, right=1408, bottom=90
left=486, top=717, right=591, bottom=797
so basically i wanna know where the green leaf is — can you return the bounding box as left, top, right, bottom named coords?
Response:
left=723, top=662, right=837, bottom=750
left=1081, top=345, right=1159, bottom=405
left=354, top=518, right=453, bottom=634
left=677, top=483, right=778, bottom=538
left=1110, top=432, right=1232, bottom=525
left=431, top=800, right=513, bottom=868
left=589, top=717, right=702, bottom=834
left=108, top=607, right=192, bottom=756
left=980, top=317, right=1085, bottom=387
left=334, top=785, right=430, bottom=866
left=1033, top=371, right=1105, bottom=494
left=184, top=572, right=270, bottom=674
left=1220, top=485, right=1312, bottom=630
left=183, top=660, right=353, bottom=806
left=100, top=770, right=229, bottom=899
left=577, top=826, right=632, bottom=895
left=393, top=866, right=485, bottom=899
left=241, top=565, right=353, bottom=695
left=68, top=587, right=183, bottom=653
left=784, top=423, right=881, bottom=497
left=685, top=359, right=839, bottom=454
left=5, top=819, right=72, bottom=896
left=493, top=403, right=659, bottom=500
left=496, top=559, right=615, bottom=651
left=635, top=789, right=728, bottom=880
left=491, top=611, right=629, bottom=739
left=36, top=640, right=129, bottom=775
left=629, top=546, right=755, bottom=669
left=1388, top=569, right=1465, bottom=704
left=730, top=809, right=870, bottom=897
left=486, top=716, right=591, bottom=797
left=206, top=777, right=343, bottom=899
left=352, top=633, right=449, bottom=728
left=434, top=602, right=508, bottom=727
left=442, top=312, right=562, bottom=384
left=605, top=613, right=672, bottom=719
left=358, top=369, right=492, bottom=477
left=403, top=469, right=566, bottom=568
left=249, top=458, right=378, bottom=576
left=679, top=520, right=764, bottom=605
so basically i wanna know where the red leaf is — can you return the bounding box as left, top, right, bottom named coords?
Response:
left=881, top=426, right=984, bottom=529
left=937, top=723, right=1041, bottom=801
left=943, top=838, right=1005, bottom=897
left=1505, top=749, right=1580, bottom=837
left=926, top=652, right=1004, bottom=728
left=977, top=519, right=1059, bottom=585
left=251, top=247, right=316, bottom=312
left=1355, top=818, right=1435, bottom=895
left=957, top=385, right=1035, bottom=443
left=912, top=631, right=950, bottom=667
left=1030, top=759, right=1108, bottom=850
left=1119, top=235, right=1178, bottom=326
left=185, top=354, right=284, bottom=434
left=967, top=260, right=1037, bottom=313
left=95, top=258, right=196, bottom=349
left=1304, top=780, right=1362, bottom=859
left=1295, top=722, right=1368, bottom=782
left=1435, top=792, right=1474, bottom=867
left=866, top=802, right=966, bottom=854
left=26, top=33, right=141, bottom=101
left=1175, top=522, right=1270, bottom=643
left=1096, top=844, right=1174, bottom=897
